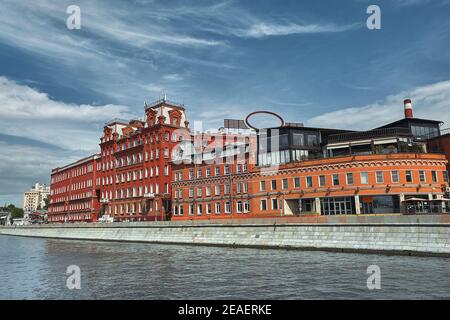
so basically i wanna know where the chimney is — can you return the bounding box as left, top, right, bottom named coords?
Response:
left=404, top=99, right=413, bottom=118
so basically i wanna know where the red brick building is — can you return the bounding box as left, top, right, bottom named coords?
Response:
left=48, top=154, right=101, bottom=223
left=171, top=99, right=450, bottom=220
left=49, top=97, right=450, bottom=223
left=172, top=136, right=256, bottom=219
left=98, top=99, right=189, bottom=221
left=427, top=131, right=450, bottom=171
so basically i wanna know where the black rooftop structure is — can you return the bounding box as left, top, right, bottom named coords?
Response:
left=376, top=117, right=443, bottom=141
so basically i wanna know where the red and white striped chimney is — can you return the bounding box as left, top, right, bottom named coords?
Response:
left=404, top=99, right=413, bottom=118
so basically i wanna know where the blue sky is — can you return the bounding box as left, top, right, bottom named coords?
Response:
left=1, top=0, right=450, bottom=206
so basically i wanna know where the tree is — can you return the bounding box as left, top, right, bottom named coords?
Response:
left=43, top=197, right=49, bottom=210
left=5, top=204, right=24, bottom=219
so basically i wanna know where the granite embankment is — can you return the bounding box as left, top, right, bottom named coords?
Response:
left=1, top=215, right=450, bottom=256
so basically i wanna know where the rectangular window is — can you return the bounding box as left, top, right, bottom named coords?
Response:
left=406, top=170, right=413, bottom=183
left=197, top=204, right=202, bottom=215
left=260, top=181, right=266, bottom=192
left=260, top=199, right=267, bottom=211
left=215, top=185, right=220, bottom=195
left=306, top=176, right=313, bottom=188
left=319, top=175, right=326, bottom=187
left=346, top=173, right=354, bottom=185
left=215, top=203, right=221, bottom=214
left=444, top=171, right=449, bottom=183
left=293, top=133, right=304, bottom=146
left=197, top=187, right=202, bottom=197
left=294, top=177, right=300, bottom=188
left=271, top=180, right=277, bottom=190
left=271, top=198, right=278, bottom=210
left=215, top=167, right=220, bottom=176
left=432, top=171, right=438, bottom=183
left=206, top=204, right=212, bottom=214
left=244, top=201, right=250, bottom=213
left=225, top=202, right=231, bottom=214
left=332, top=174, right=340, bottom=186
left=282, top=178, right=288, bottom=189
left=419, top=170, right=426, bottom=183
left=224, top=184, right=231, bottom=195
left=391, top=170, right=399, bottom=183
left=236, top=201, right=243, bottom=213
left=360, top=172, right=369, bottom=184
left=376, top=171, right=384, bottom=184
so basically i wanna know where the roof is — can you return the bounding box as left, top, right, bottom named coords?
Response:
left=51, top=153, right=101, bottom=174
left=376, top=117, right=443, bottom=129
left=144, top=98, right=185, bottom=111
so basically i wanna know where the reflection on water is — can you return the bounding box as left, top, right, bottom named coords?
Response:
left=0, top=235, right=449, bottom=299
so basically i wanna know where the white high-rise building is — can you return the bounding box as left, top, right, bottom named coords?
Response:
left=23, top=183, right=50, bottom=213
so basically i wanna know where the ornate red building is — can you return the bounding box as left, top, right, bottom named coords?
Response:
left=98, top=98, right=189, bottom=221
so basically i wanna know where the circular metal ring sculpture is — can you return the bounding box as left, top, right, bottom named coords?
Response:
left=245, top=111, right=285, bottom=130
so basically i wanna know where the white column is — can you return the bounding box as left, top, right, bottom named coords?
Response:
left=354, top=195, right=361, bottom=214
left=314, top=197, right=321, bottom=215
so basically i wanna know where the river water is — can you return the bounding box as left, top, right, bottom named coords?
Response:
left=0, top=235, right=449, bottom=299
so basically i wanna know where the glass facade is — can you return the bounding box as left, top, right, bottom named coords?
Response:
left=360, top=195, right=400, bottom=214
left=411, top=124, right=439, bottom=139
left=320, top=197, right=355, bottom=215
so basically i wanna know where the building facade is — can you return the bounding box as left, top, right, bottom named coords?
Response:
left=427, top=131, right=450, bottom=170
left=171, top=99, right=450, bottom=220
left=48, top=97, right=449, bottom=223
left=23, top=183, right=50, bottom=213
left=48, top=154, right=101, bottom=223
left=98, top=99, right=189, bottom=222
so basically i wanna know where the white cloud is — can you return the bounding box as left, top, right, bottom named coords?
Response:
left=238, top=22, right=359, bottom=38
left=163, top=74, right=184, bottom=82
left=306, top=80, right=450, bottom=130
left=0, top=76, right=134, bottom=151
left=0, top=141, right=85, bottom=206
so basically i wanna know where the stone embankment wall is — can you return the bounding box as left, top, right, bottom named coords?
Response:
left=1, top=215, right=449, bottom=256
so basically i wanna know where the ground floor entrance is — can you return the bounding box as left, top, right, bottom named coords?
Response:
left=320, top=197, right=355, bottom=215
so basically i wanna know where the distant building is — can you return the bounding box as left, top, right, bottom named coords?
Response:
left=23, top=183, right=50, bottom=213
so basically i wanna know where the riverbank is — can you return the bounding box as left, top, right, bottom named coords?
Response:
left=1, top=214, right=450, bottom=257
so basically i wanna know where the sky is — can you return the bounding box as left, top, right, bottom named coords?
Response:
left=1, top=0, right=450, bottom=206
